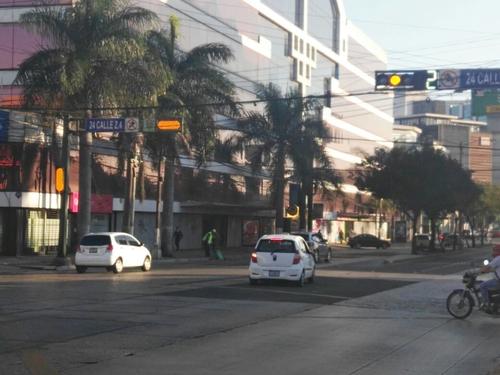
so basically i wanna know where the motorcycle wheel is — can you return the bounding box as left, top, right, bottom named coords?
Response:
left=446, top=290, right=473, bottom=319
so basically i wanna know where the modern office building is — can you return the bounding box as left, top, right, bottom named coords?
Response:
left=0, top=0, right=394, bottom=254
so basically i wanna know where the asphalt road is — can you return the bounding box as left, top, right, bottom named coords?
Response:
left=0, top=247, right=499, bottom=375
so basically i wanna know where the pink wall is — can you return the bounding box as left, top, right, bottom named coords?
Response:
left=0, top=1, right=72, bottom=7
left=0, top=24, right=43, bottom=69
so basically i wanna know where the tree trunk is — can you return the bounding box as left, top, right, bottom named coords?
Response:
left=306, top=181, right=313, bottom=231
left=410, top=212, right=418, bottom=254
left=77, top=131, right=92, bottom=242
left=429, top=216, right=436, bottom=252
left=274, top=146, right=285, bottom=233
left=467, top=215, right=476, bottom=248
left=298, top=184, right=306, bottom=230
left=161, top=155, right=175, bottom=257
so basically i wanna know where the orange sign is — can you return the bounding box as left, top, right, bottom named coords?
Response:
left=55, top=168, right=64, bottom=192
left=157, top=119, right=182, bottom=132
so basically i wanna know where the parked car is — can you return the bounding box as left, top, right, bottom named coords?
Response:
left=75, top=232, right=152, bottom=274
left=291, top=231, right=333, bottom=263
left=248, top=234, right=316, bottom=287
left=415, top=234, right=431, bottom=249
left=348, top=234, right=390, bottom=249
left=439, top=233, right=464, bottom=250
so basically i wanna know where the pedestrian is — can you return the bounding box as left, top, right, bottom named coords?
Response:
left=338, top=229, right=344, bottom=244
left=202, top=228, right=217, bottom=258
left=173, top=227, right=183, bottom=251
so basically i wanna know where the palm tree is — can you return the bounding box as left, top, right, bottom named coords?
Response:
left=15, top=0, right=161, bottom=243
left=144, top=17, right=237, bottom=256
left=238, top=83, right=339, bottom=233
left=290, top=122, right=341, bottom=230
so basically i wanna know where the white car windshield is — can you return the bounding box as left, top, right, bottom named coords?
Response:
left=257, top=239, right=296, bottom=253
left=80, top=235, right=111, bottom=246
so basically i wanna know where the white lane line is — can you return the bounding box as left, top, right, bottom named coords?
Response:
left=216, top=285, right=349, bottom=300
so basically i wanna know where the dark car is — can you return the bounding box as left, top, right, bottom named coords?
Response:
left=348, top=234, right=390, bottom=249
left=291, top=232, right=333, bottom=262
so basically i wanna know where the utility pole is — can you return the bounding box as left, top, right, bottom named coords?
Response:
left=155, top=154, right=164, bottom=258
left=57, top=115, right=70, bottom=260
left=459, top=142, right=463, bottom=167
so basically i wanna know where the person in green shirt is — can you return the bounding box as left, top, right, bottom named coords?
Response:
left=202, top=228, right=217, bottom=258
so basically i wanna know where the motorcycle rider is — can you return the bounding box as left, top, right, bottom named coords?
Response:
left=479, top=244, right=500, bottom=311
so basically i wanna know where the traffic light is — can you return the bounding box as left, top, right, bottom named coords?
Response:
left=55, top=167, right=64, bottom=192
left=285, top=204, right=299, bottom=220
left=375, top=70, right=435, bottom=91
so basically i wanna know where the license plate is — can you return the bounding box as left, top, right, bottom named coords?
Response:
left=89, top=248, right=98, bottom=253
left=269, top=270, right=280, bottom=277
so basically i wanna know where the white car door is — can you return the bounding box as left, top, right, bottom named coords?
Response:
left=125, top=235, right=144, bottom=266
left=300, top=239, right=315, bottom=277
left=115, top=235, right=131, bottom=266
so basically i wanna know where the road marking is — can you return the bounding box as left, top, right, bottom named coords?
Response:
left=217, top=285, right=349, bottom=300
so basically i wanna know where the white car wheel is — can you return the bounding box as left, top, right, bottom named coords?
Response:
left=141, top=256, right=151, bottom=272
left=296, top=271, right=305, bottom=287
left=113, top=258, right=124, bottom=274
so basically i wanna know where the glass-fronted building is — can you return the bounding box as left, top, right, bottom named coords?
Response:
left=0, top=0, right=395, bottom=253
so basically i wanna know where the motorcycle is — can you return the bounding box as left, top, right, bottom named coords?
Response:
left=446, top=260, right=500, bottom=319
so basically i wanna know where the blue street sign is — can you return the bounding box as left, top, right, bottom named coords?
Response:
left=85, top=118, right=125, bottom=132
left=437, top=69, right=500, bottom=90
left=460, top=69, right=500, bottom=89
left=85, top=117, right=140, bottom=132
left=0, top=111, right=9, bottom=142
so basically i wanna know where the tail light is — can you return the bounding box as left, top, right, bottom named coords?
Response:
left=293, top=254, right=301, bottom=264
left=106, top=244, right=113, bottom=252
left=251, top=252, right=258, bottom=263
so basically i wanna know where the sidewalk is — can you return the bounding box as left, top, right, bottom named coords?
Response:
left=0, top=242, right=489, bottom=273
left=0, top=246, right=255, bottom=273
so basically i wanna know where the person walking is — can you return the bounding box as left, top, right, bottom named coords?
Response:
left=202, top=228, right=217, bottom=258
left=173, top=227, right=183, bottom=251
left=338, top=229, right=344, bottom=244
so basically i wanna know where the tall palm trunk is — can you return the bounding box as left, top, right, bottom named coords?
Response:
left=429, top=216, right=436, bottom=251
left=307, top=181, right=313, bottom=231
left=298, top=184, right=306, bottom=230
left=77, top=131, right=92, bottom=241
left=275, top=146, right=285, bottom=233
left=161, top=155, right=175, bottom=257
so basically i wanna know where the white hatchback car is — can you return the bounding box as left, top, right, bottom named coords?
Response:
left=75, top=232, right=152, bottom=274
left=249, top=234, right=316, bottom=287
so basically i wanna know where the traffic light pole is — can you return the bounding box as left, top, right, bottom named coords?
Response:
left=57, top=115, right=70, bottom=259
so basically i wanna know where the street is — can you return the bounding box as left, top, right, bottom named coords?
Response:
left=1, top=246, right=499, bottom=375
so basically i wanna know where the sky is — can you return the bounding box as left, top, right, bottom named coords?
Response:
left=343, top=0, right=500, bottom=71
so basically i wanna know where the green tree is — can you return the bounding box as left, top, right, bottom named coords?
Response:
left=15, top=0, right=160, bottom=241
left=238, top=83, right=337, bottom=232
left=357, top=146, right=480, bottom=253
left=144, top=18, right=237, bottom=256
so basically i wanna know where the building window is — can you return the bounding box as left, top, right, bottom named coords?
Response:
left=306, top=64, right=310, bottom=79
left=299, top=61, right=303, bottom=76
left=311, top=47, right=316, bottom=61
left=480, top=137, right=491, bottom=146
left=306, top=43, right=310, bottom=57
left=294, top=35, right=298, bottom=50
left=299, top=39, right=304, bottom=54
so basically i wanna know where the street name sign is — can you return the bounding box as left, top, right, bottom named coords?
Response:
left=85, top=117, right=139, bottom=132
left=437, top=69, right=500, bottom=90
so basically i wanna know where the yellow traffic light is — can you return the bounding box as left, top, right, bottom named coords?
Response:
left=389, top=74, right=402, bottom=87
left=55, top=167, right=64, bottom=192
left=157, top=119, right=182, bottom=132
left=285, top=204, right=299, bottom=220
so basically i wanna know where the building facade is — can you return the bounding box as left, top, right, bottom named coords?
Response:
left=0, top=0, right=394, bottom=254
